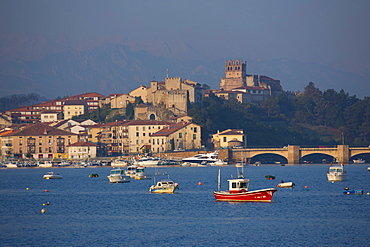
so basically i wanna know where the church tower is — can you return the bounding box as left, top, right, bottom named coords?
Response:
left=220, top=60, right=246, bottom=91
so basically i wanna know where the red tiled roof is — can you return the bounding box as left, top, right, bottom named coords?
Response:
left=5, top=123, right=77, bottom=136
left=150, top=122, right=197, bottom=137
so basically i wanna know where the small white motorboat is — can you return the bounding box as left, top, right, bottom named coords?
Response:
left=353, top=158, right=365, bottom=164
left=125, top=165, right=137, bottom=178
left=5, top=163, right=18, bottom=168
left=149, top=179, right=178, bottom=194
left=327, top=163, right=347, bottom=181
left=107, top=168, right=130, bottom=183
left=133, top=166, right=151, bottom=180
left=136, top=157, right=162, bottom=166
left=43, top=172, right=63, bottom=179
left=37, top=161, right=53, bottom=168
left=277, top=181, right=295, bottom=188
left=111, top=159, right=129, bottom=167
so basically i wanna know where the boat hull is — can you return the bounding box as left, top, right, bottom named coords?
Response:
left=277, top=182, right=295, bottom=188
left=149, top=186, right=177, bottom=194
left=107, top=175, right=130, bottom=183
left=43, top=175, right=63, bottom=179
left=133, top=174, right=151, bottom=180
left=327, top=173, right=347, bottom=181
left=343, top=189, right=363, bottom=195
left=214, top=188, right=277, bottom=202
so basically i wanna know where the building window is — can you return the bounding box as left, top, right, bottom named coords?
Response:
left=223, top=137, right=227, bottom=142
left=136, top=132, right=139, bottom=137
left=194, top=127, right=197, bottom=133
left=179, top=133, right=182, bottom=138
left=193, top=134, right=196, bottom=140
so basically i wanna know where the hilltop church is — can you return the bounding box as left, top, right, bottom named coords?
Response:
left=215, top=59, right=283, bottom=103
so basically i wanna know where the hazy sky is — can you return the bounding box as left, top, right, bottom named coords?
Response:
left=1, top=0, right=370, bottom=75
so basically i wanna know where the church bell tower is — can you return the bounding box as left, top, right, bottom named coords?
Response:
left=220, top=60, right=246, bottom=91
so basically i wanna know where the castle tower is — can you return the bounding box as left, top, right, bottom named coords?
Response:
left=220, top=60, right=246, bottom=91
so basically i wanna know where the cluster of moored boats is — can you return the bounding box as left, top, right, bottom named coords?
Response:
left=107, top=166, right=178, bottom=194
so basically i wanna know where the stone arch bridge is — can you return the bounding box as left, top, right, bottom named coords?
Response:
left=229, top=145, right=370, bottom=164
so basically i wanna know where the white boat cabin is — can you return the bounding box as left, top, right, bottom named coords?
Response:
left=110, top=169, right=125, bottom=175
left=155, top=180, right=175, bottom=187
left=328, top=166, right=345, bottom=173
left=228, top=178, right=250, bottom=193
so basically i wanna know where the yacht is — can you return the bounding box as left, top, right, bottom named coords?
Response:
left=107, top=168, right=130, bottom=183
left=136, top=157, right=162, bottom=166
left=125, top=165, right=138, bottom=178
left=182, top=151, right=219, bottom=164
left=133, top=166, right=151, bottom=180
left=43, top=172, right=63, bottom=179
left=111, top=159, right=129, bottom=167
left=37, top=161, right=53, bottom=168
left=327, top=163, right=347, bottom=181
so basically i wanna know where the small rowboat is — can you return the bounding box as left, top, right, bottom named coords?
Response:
left=277, top=181, right=295, bottom=188
left=265, top=175, right=276, bottom=180
left=343, top=188, right=363, bottom=195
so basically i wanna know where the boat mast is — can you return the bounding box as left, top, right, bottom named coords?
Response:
left=217, top=168, right=221, bottom=191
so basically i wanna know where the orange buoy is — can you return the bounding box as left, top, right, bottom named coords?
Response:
left=44, top=190, right=49, bottom=192
left=41, top=208, right=46, bottom=213
left=304, top=186, right=308, bottom=188
left=198, top=182, right=202, bottom=185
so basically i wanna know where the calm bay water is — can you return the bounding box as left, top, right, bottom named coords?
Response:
left=1, top=164, right=369, bottom=247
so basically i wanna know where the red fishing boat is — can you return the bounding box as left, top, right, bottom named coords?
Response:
left=213, top=169, right=277, bottom=202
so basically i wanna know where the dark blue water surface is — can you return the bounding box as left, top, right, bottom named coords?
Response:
left=1, top=164, right=369, bottom=247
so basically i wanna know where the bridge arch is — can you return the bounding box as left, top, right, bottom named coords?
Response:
left=250, top=153, right=288, bottom=164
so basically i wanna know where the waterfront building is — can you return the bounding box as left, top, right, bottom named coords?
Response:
left=0, top=123, right=78, bottom=159
left=150, top=121, right=202, bottom=153
left=67, top=142, right=98, bottom=159
left=212, top=129, right=245, bottom=149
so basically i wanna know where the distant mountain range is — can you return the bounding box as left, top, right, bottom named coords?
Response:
left=0, top=33, right=369, bottom=99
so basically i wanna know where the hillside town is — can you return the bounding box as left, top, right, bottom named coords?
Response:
left=0, top=60, right=284, bottom=160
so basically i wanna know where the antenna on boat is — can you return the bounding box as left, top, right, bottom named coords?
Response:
left=217, top=168, right=221, bottom=191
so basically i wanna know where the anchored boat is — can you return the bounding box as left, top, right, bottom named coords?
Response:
left=149, top=179, right=178, bottom=193
left=133, top=166, right=151, bottom=180
left=107, top=168, right=130, bottom=183
left=213, top=169, right=277, bottom=202
left=327, top=163, right=347, bottom=181
left=43, top=172, right=63, bottom=179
